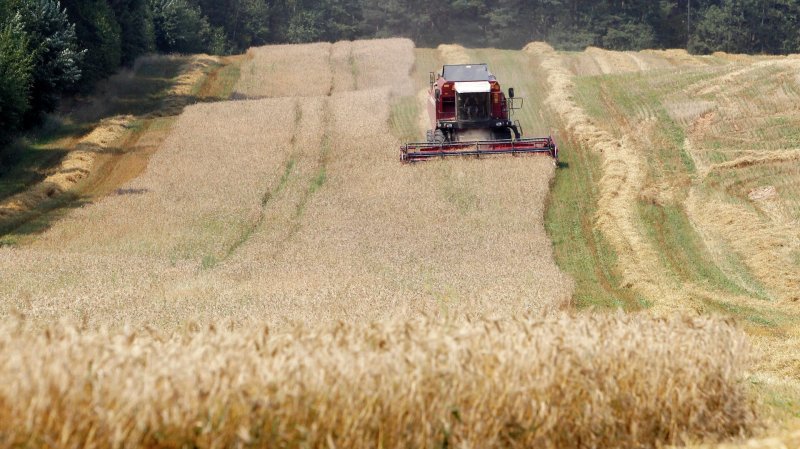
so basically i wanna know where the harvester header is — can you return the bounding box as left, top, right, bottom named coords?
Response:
left=401, top=63, right=558, bottom=162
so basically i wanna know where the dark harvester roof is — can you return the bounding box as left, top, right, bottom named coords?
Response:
left=442, top=64, right=493, bottom=82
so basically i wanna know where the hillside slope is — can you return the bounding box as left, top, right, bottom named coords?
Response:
left=0, top=39, right=572, bottom=328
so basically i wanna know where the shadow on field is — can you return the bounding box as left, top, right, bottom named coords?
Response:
left=0, top=192, right=92, bottom=246
left=0, top=54, right=237, bottom=245
left=0, top=144, right=71, bottom=201
left=69, top=56, right=193, bottom=123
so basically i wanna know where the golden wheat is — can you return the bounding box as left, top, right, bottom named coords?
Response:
left=0, top=313, right=755, bottom=449
left=235, top=39, right=415, bottom=98
left=235, top=42, right=333, bottom=98
left=0, top=39, right=772, bottom=448
left=0, top=39, right=570, bottom=329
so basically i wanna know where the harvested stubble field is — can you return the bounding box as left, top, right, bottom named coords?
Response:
left=0, top=38, right=777, bottom=447
left=524, top=42, right=800, bottom=434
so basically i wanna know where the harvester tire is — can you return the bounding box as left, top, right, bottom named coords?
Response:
left=426, top=130, right=434, bottom=143
left=494, top=128, right=513, bottom=140
left=433, top=129, right=446, bottom=144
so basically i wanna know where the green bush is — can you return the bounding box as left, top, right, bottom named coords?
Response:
left=109, top=0, right=155, bottom=66
left=149, top=0, right=216, bottom=54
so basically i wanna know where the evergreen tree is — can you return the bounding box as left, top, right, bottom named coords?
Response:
left=0, top=13, right=34, bottom=146
left=16, top=0, right=84, bottom=121
left=191, top=0, right=267, bottom=51
left=149, top=0, right=217, bottom=53
left=109, top=0, right=156, bottom=65
left=61, top=0, right=121, bottom=86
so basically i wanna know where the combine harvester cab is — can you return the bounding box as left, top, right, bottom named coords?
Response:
left=401, top=63, right=558, bottom=163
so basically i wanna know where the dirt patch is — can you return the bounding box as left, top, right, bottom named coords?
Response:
left=749, top=185, right=778, bottom=202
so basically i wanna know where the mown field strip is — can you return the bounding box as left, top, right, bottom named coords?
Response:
left=527, top=42, right=800, bottom=424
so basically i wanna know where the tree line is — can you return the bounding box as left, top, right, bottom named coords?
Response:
left=3, top=0, right=800, bottom=146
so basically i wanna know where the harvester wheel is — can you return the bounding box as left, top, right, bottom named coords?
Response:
left=433, top=129, right=446, bottom=144
left=494, top=128, right=513, bottom=141
left=426, top=130, right=434, bottom=143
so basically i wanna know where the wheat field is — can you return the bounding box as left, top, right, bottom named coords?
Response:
left=0, top=39, right=574, bottom=329
left=0, top=38, right=770, bottom=447
left=0, top=314, right=755, bottom=449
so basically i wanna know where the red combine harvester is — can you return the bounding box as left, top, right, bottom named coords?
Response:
left=401, top=63, right=558, bottom=162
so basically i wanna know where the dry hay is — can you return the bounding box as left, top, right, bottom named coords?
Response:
left=525, top=42, right=675, bottom=306
left=522, top=41, right=554, bottom=55
left=0, top=115, right=133, bottom=219
left=685, top=188, right=800, bottom=303
left=532, top=44, right=711, bottom=77
left=158, top=54, right=220, bottom=116
left=708, top=149, right=800, bottom=173
left=585, top=46, right=646, bottom=74
left=0, top=314, right=756, bottom=449
left=712, top=51, right=759, bottom=63
left=665, top=99, right=717, bottom=127
left=640, top=48, right=712, bottom=67
left=679, top=60, right=800, bottom=302
left=526, top=41, right=800, bottom=307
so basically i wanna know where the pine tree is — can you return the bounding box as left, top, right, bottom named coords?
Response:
left=16, top=0, right=84, bottom=121
left=0, top=13, right=34, bottom=146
